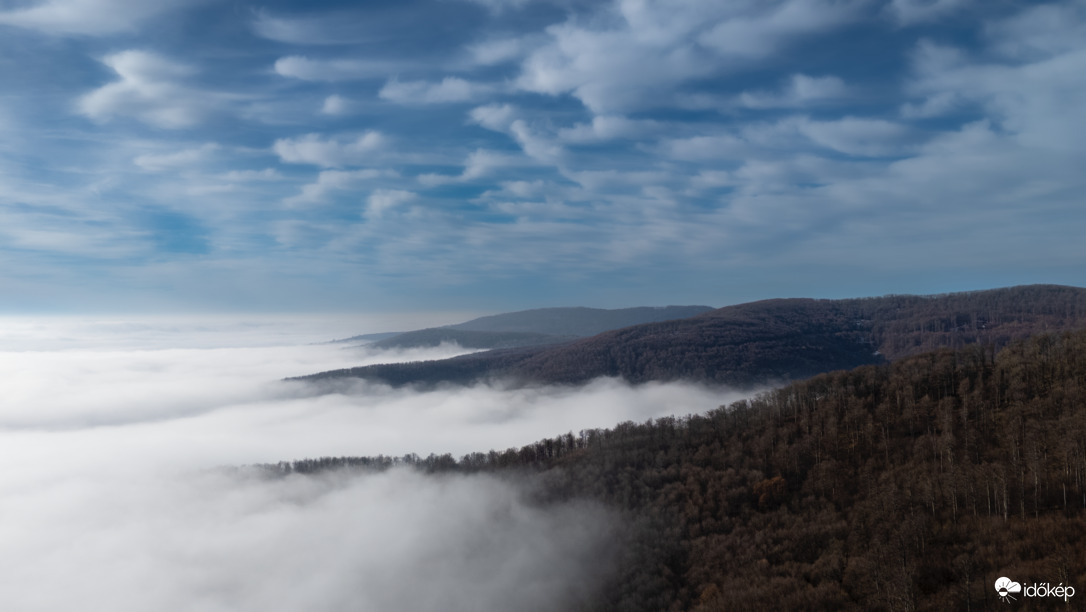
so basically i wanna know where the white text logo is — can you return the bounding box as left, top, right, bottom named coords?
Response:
left=995, top=577, right=1075, bottom=604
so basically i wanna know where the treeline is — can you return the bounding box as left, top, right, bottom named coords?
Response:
left=271, top=329, right=1086, bottom=611
left=372, top=328, right=576, bottom=350
left=295, top=284, right=1086, bottom=389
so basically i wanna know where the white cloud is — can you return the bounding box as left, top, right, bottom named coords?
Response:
left=899, top=91, right=960, bottom=118
left=274, top=132, right=387, bottom=168
left=903, top=18, right=1086, bottom=153
left=797, top=116, right=912, bottom=157
left=470, top=103, right=517, bottom=131
left=134, top=143, right=219, bottom=172
left=0, top=322, right=647, bottom=611
left=367, top=189, right=417, bottom=217
left=0, top=466, right=616, bottom=612
left=514, top=0, right=862, bottom=114
left=419, top=149, right=530, bottom=185
left=78, top=50, right=217, bottom=129
left=557, top=115, right=664, bottom=143
left=663, top=133, right=748, bottom=161
left=885, top=0, right=969, bottom=26
left=0, top=0, right=195, bottom=35
left=320, top=95, right=353, bottom=116
left=253, top=10, right=367, bottom=45
left=459, top=0, right=535, bottom=14
left=984, top=2, right=1086, bottom=61
left=285, top=169, right=393, bottom=206
left=468, top=36, right=535, bottom=65
left=379, top=77, right=491, bottom=104
left=698, top=0, right=864, bottom=57
left=738, top=73, right=848, bottom=108
left=469, top=105, right=563, bottom=165
left=274, top=56, right=400, bottom=82
left=220, top=168, right=284, bottom=182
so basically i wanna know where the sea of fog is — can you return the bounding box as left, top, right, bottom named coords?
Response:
left=0, top=316, right=751, bottom=611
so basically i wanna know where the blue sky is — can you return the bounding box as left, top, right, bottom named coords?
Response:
left=1, top=0, right=1084, bottom=314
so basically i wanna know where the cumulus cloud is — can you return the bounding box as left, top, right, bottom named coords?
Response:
left=0, top=318, right=749, bottom=611
left=698, top=0, right=864, bottom=58
left=366, top=188, right=416, bottom=217
left=0, top=0, right=195, bottom=35
left=514, top=0, right=862, bottom=113
left=418, top=148, right=530, bottom=185
left=274, top=132, right=387, bottom=168
left=903, top=20, right=1086, bottom=152
left=78, top=50, right=217, bottom=128
left=470, top=103, right=517, bottom=131
left=285, top=169, right=394, bottom=206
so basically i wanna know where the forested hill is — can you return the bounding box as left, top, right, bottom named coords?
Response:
left=368, top=305, right=712, bottom=350
left=268, top=330, right=1086, bottom=611
left=372, top=328, right=577, bottom=351
left=296, top=285, right=1086, bottom=388
left=446, top=305, right=714, bottom=336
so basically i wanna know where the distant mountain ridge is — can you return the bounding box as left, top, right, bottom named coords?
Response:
left=296, top=285, right=1086, bottom=388
left=447, top=305, right=715, bottom=336
left=367, top=305, right=713, bottom=350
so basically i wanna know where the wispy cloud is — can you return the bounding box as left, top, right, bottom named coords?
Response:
left=274, top=132, right=387, bottom=168
left=274, top=56, right=403, bottom=81
left=79, top=51, right=223, bottom=128
left=0, top=0, right=1082, bottom=310
left=0, top=0, right=198, bottom=35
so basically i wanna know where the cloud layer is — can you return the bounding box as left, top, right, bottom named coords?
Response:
left=1, top=0, right=1084, bottom=309
left=0, top=318, right=747, bottom=610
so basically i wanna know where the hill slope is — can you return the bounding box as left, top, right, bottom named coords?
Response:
left=371, top=328, right=576, bottom=350
left=297, top=285, right=1086, bottom=388
left=367, top=305, right=713, bottom=350
left=447, top=305, right=714, bottom=336
left=272, top=330, right=1086, bottom=610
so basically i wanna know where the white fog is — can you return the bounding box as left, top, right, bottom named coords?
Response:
left=0, top=317, right=750, bottom=611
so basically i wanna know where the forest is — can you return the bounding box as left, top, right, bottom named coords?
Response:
left=273, top=327, right=1086, bottom=610
left=297, top=284, right=1086, bottom=390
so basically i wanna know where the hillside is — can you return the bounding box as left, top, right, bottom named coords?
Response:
left=447, top=305, right=714, bottom=336
left=372, top=328, right=576, bottom=350
left=270, top=330, right=1086, bottom=610
left=358, top=305, right=713, bottom=350
left=296, top=285, right=1086, bottom=388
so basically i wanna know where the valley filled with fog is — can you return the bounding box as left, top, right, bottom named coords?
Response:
left=0, top=317, right=749, bottom=611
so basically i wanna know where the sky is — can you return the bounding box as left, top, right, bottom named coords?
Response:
left=1, top=0, right=1085, bottom=313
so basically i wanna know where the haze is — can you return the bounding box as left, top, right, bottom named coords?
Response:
left=0, top=317, right=749, bottom=610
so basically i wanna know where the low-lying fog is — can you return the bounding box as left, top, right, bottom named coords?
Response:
left=0, top=316, right=752, bottom=611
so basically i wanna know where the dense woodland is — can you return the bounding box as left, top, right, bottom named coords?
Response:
left=372, top=328, right=575, bottom=350
left=446, top=305, right=714, bottom=336
left=297, top=284, right=1086, bottom=389
left=274, top=328, right=1086, bottom=611
left=367, top=305, right=713, bottom=350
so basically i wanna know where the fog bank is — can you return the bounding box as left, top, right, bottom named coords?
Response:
left=0, top=317, right=753, bottom=610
